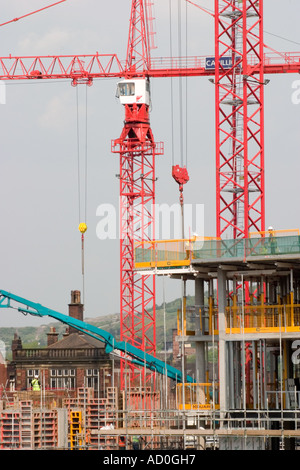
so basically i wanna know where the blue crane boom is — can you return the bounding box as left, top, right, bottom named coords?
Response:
left=0, top=290, right=194, bottom=384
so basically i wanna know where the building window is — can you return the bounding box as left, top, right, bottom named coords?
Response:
left=27, top=369, right=40, bottom=389
left=118, top=82, right=135, bottom=97
left=49, top=368, right=76, bottom=390
left=85, top=369, right=99, bottom=389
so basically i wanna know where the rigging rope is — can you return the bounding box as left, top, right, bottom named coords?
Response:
left=76, top=86, right=89, bottom=306
left=169, top=0, right=175, bottom=168
left=169, top=0, right=189, bottom=171
left=76, top=86, right=81, bottom=224
left=84, top=85, right=88, bottom=225
left=178, top=0, right=184, bottom=168
left=185, top=0, right=188, bottom=169
left=0, top=1, right=67, bottom=28
left=170, top=0, right=190, bottom=238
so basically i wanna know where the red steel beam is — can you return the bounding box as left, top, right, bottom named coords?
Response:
left=0, top=53, right=299, bottom=81
left=215, top=0, right=265, bottom=239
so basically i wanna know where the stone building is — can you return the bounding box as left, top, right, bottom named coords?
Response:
left=7, top=291, right=116, bottom=395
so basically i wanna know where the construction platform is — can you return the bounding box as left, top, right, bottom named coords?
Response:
left=134, top=230, right=300, bottom=439
left=135, top=230, right=300, bottom=338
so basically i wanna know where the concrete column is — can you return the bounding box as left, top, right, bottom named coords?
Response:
left=228, top=342, right=235, bottom=409
left=252, top=341, right=257, bottom=409
left=195, top=278, right=205, bottom=384
left=218, top=268, right=228, bottom=414
left=57, top=408, right=68, bottom=449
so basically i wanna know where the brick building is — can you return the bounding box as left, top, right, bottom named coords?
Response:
left=0, top=350, right=6, bottom=387
left=7, top=291, right=117, bottom=395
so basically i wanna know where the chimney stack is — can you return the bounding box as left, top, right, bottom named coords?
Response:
left=47, top=327, right=59, bottom=346
left=68, top=290, right=83, bottom=334
left=11, top=333, right=22, bottom=360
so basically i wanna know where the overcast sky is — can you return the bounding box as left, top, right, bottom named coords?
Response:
left=0, top=0, right=300, bottom=329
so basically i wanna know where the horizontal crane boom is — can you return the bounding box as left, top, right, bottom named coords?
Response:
left=0, top=52, right=300, bottom=82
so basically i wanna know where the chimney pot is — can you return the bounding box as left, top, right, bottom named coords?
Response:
left=71, top=290, right=81, bottom=304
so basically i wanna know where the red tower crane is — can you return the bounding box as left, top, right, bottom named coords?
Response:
left=1, top=1, right=300, bottom=388
left=215, top=0, right=264, bottom=239
left=111, top=0, right=163, bottom=386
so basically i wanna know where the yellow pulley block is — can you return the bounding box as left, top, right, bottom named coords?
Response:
left=78, top=222, right=87, bottom=234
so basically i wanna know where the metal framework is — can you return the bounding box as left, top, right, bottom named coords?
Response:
left=1, top=0, right=300, bottom=392
left=215, top=0, right=264, bottom=239
left=112, top=0, right=164, bottom=387
left=1, top=52, right=300, bottom=81
left=126, top=0, right=150, bottom=72
left=112, top=103, right=163, bottom=386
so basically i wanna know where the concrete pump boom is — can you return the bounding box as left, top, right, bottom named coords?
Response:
left=0, top=290, right=194, bottom=384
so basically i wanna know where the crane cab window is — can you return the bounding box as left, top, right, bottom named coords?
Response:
left=117, top=82, right=135, bottom=97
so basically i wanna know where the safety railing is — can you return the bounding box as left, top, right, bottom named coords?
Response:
left=134, top=231, right=300, bottom=269
left=249, top=228, right=299, bottom=238
left=266, top=391, right=300, bottom=411
left=225, top=304, right=300, bottom=334
left=134, top=237, right=220, bottom=269
left=194, top=233, right=300, bottom=260
left=176, top=383, right=219, bottom=411
left=247, top=230, right=300, bottom=257
left=177, top=304, right=300, bottom=337
left=149, top=53, right=300, bottom=71
left=135, top=239, right=188, bottom=268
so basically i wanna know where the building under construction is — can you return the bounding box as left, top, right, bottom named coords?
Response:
left=1, top=230, right=300, bottom=450
left=2, top=0, right=300, bottom=452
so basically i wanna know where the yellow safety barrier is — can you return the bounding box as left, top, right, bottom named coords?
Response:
left=70, top=410, right=82, bottom=450
left=249, top=228, right=299, bottom=238
left=134, top=237, right=219, bottom=269
left=225, top=303, right=300, bottom=334
left=176, top=383, right=219, bottom=410
left=177, top=303, right=300, bottom=337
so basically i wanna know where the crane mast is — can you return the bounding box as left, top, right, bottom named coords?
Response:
left=215, top=0, right=265, bottom=238
left=113, top=0, right=163, bottom=388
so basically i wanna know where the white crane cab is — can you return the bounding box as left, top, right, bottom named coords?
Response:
left=116, top=78, right=150, bottom=106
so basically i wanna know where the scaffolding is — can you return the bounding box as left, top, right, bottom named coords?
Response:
left=133, top=232, right=300, bottom=450
left=0, top=385, right=300, bottom=450
left=2, top=233, right=300, bottom=450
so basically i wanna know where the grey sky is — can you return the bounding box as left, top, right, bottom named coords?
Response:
left=0, top=0, right=300, bottom=328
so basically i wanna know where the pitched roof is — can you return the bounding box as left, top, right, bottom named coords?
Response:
left=46, top=332, right=105, bottom=350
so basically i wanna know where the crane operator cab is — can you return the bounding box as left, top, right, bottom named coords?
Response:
left=116, top=78, right=151, bottom=106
